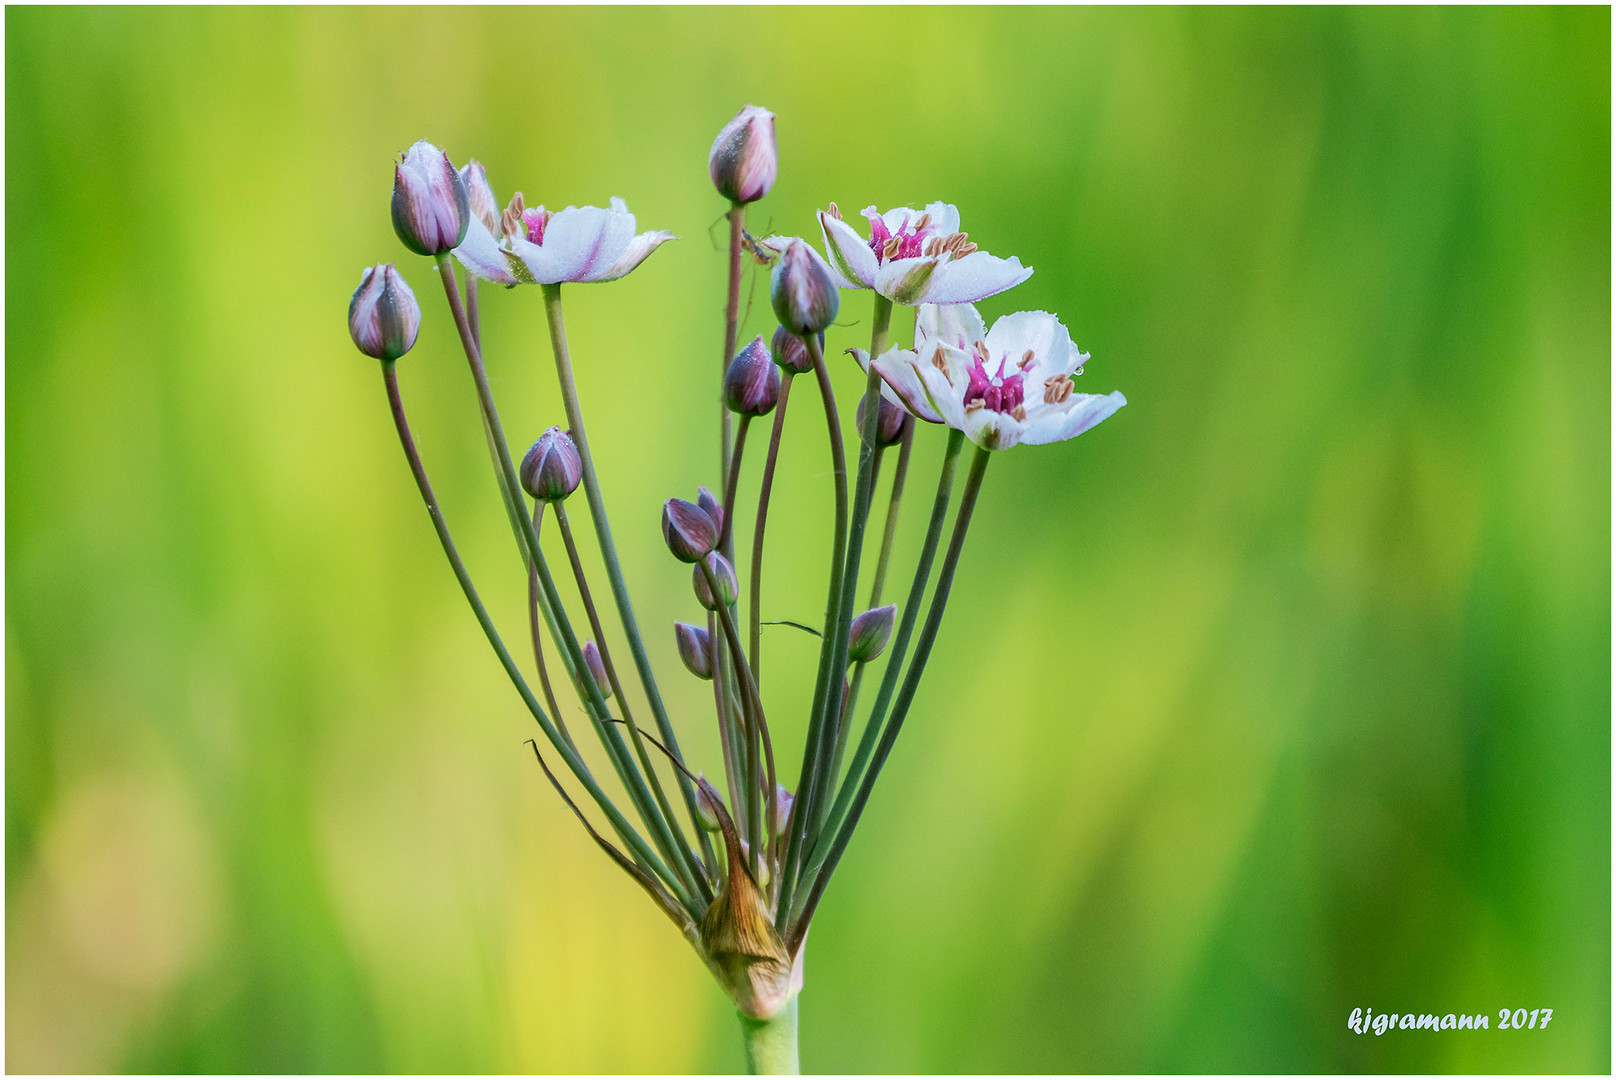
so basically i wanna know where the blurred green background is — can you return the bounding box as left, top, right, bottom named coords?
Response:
left=6, top=6, right=1609, bottom=1073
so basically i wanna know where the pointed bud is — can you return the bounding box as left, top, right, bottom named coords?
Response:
left=771, top=784, right=794, bottom=835
left=577, top=640, right=611, bottom=700
left=698, top=486, right=725, bottom=540
left=674, top=622, right=714, bottom=680
left=857, top=392, right=907, bottom=448
left=771, top=238, right=840, bottom=336
left=662, top=497, right=718, bottom=562
left=459, top=158, right=501, bottom=235
left=693, top=551, right=739, bottom=610
left=770, top=325, right=818, bottom=374
left=391, top=140, right=470, bottom=256
left=847, top=604, right=897, bottom=663
left=348, top=263, right=421, bottom=361
left=709, top=104, right=778, bottom=205
left=694, top=774, right=723, bottom=831
left=519, top=427, right=582, bottom=502
left=724, top=335, right=781, bottom=416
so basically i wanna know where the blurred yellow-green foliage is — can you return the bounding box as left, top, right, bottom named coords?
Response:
left=6, top=6, right=1609, bottom=1073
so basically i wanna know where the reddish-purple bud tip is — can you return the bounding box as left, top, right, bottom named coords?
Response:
left=772, top=784, right=794, bottom=834
left=857, top=392, right=908, bottom=448
left=709, top=104, right=778, bottom=205
left=697, top=486, right=725, bottom=540
left=520, top=427, right=582, bottom=502
left=674, top=622, right=714, bottom=680
left=693, top=551, right=739, bottom=610
left=771, top=238, right=840, bottom=336
left=391, top=141, right=470, bottom=257
left=662, top=497, right=719, bottom=562
left=770, top=325, right=818, bottom=374
left=349, top=263, right=421, bottom=361
left=724, top=335, right=781, bottom=416
left=577, top=640, right=610, bottom=700
left=848, top=604, right=897, bottom=662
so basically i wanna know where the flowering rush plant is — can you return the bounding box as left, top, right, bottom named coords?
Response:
left=348, top=106, right=1125, bottom=1073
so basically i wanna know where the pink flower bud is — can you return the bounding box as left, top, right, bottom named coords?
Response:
left=698, top=486, right=725, bottom=540
left=847, top=604, right=897, bottom=662
left=709, top=104, right=777, bottom=205
left=693, top=551, right=739, bottom=610
left=519, top=427, right=582, bottom=502
left=856, top=392, right=908, bottom=448
left=576, top=640, right=611, bottom=700
left=391, top=140, right=470, bottom=256
left=348, top=263, right=421, bottom=361
left=674, top=622, right=713, bottom=680
left=770, top=325, right=818, bottom=374
left=662, top=497, right=719, bottom=562
left=724, top=335, right=781, bottom=416
left=459, top=158, right=501, bottom=235
left=694, top=774, right=724, bottom=831
left=771, top=784, right=794, bottom=834
left=771, top=238, right=840, bottom=336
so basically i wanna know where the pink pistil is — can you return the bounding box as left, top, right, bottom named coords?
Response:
left=865, top=211, right=937, bottom=264
left=965, top=355, right=1025, bottom=413
left=522, top=207, right=552, bottom=245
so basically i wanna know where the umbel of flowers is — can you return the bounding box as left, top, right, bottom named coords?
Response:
left=347, top=115, right=1125, bottom=1073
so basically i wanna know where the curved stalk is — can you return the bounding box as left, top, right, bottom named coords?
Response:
left=721, top=203, right=744, bottom=491
left=749, top=372, right=794, bottom=677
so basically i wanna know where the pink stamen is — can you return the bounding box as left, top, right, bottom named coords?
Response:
left=866, top=210, right=941, bottom=264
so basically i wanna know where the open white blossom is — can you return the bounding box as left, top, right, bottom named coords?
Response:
left=818, top=202, right=1032, bottom=305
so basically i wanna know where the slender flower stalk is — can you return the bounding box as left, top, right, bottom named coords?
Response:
left=838, top=415, right=914, bottom=727
left=790, top=443, right=992, bottom=949
left=378, top=359, right=690, bottom=911
left=541, top=282, right=716, bottom=871
left=722, top=205, right=744, bottom=490
left=791, top=428, right=966, bottom=924
left=748, top=372, right=794, bottom=676
left=526, top=503, right=573, bottom=750
left=555, top=502, right=710, bottom=895
left=436, top=257, right=701, bottom=900
left=775, top=331, right=849, bottom=921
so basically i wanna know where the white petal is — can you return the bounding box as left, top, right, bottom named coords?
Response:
left=595, top=229, right=676, bottom=281
left=874, top=256, right=943, bottom=304
left=1018, top=391, right=1127, bottom=445
left=864, top=347, right=945, bottom=424
left=914, top=346, right=970, bottom=429
left=452, top=215, right=521, bottom=286
left=819, top=211, right=876, bottom=289
left=915, top=303, right=986, bottom=353
left=984, top=310, right=1071, bottom=381
left=963, top=407, right=1025, bottom=451
left=920, top=201, right=961, bottom=236
left=534, top=204, right=635, bottom=283
left=873, top=205, right=921, bottom=235
left=917, top=251, right=1033, bottom=304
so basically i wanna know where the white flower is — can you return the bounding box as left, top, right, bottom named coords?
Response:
left=452, top=173, right=675, bottom=286
left=857, top=304, right=1126, bottom=451
left=817, top=202, right=1032, bottom=305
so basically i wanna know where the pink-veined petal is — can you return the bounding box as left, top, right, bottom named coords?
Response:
left=962, top=406, right=1025, bottom=451
left=452, top=215, right=521, bottom=286
left=536, top=204, right=636, bottom=282
left=595, top=229, right=676, bottom=281
left=862, top=347, right=945, bottom=424
left=917, top=251, right=1033, bottom=304
left=820, top=211, right=876, bottom=289
left=1019, top=391, right=1127, bottom=445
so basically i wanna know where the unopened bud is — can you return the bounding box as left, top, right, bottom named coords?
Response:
left=693, top=551, right=739, bottom=610
left=459, top=159, right=501, bottom=235
left=577, top=640, right=610, bottom=700
left=662, top=497, right=719, bottom=562
left=694, top=774, right=723, bottom=831
left=698, top=486, right=725, bottom=540
left=771, top=325, right=819, bottom=373
left=771, top=238, right=840, bottom=336
left=348, top=263, right=421, bottom=361
left=772, top=784, right=794, bottom=834
left=709, top=104, right=778, bottom=205
left=520, top=427, right=582, bottom=502
left=674, top=621, right=713, bottom=680
left=391, top=140, right=470, bottom=256
left=724, top=335, right=781, bottom=416
left=847, top=604, right=897, bottom=662
left=857, top=392, right=907, bottom=447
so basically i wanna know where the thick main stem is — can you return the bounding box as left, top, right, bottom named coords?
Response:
left=789, top=444, right=991, bottom=950
left=541, top=282, right=715, bottom=874
left=739, top=999, right=799, bottom=1075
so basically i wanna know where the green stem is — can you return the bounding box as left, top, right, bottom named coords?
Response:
left=379, top=359, right=680, bottom=901
left=525, top=504, right=574, bottom=751
left=749, top=372, right=793, bottom=678
left=721, top=204, right=744, bottom=493
left=791, top=428, right=965, bottom=926
left=789, top=444, right=991, bottom=951
left=435, top=259, right=698, bottom=909
left=776, top=332, right=848, bottom=921
left=740, top=999, right=799, bottom=1075
left=540, top=281, right=717, bottom=877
